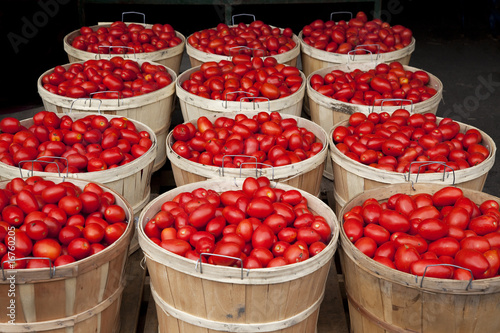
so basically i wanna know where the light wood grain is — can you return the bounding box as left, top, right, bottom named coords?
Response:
left=185, top=25, right=299, bottom=68
left=0, top=178, right=133, bottom=332
left=329, top=117, right=496, bottom=214
left=339, top=183, right=500, bottom=333
left=137, top=178, right=340, bottom=332
left=64, top=23, right=185, bottom=75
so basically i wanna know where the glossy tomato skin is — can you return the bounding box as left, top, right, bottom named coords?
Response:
left=394, top=244, right=420, bottom=273
left=283, top=243, right=309, bottom=264
left=379, top=210, right=410, bottom=233
left=432, top=187, right=464, bottom=207
left=354, top=237, right=377, bottom=258
left=455, top=248, right=490, bottom=279
left=32, top=238, right=62, bottom=262
left=252, top=224, right=275, bottom=250
left=161, top=239, right=191, bottom=257
left=211, top=242, right=241, bottom=266
left=410, top=259, right=454, bottom=279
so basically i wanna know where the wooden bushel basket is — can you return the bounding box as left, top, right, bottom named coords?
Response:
left=339, top=182, right=500, bottom=333
left=299, top=31, right=415, bottom=79
left=137, top=178, right=339, bottom=333
left=309, top=63, right=443, bottom=180
left=63, top=22, right=186, bottom=75
left=166, top=112, right=328, bottom=197
left=176, top=66, right=306, bottom=122
left=299, top=33, right=415, bottom=119
left=307, top=63, right=443, bottom=130
left=0, top=113, right=156, bottom=217
left=37, top=61, right=175, bottom=172
left=328, top=118, right=496, bottom=215
left=186, top=25, right=300, bottom=68
left=0, top=177, right=133, bottom=333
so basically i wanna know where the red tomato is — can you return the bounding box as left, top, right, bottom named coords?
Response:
left=428, top=237, right=460, bottom=257
left=161, top=239, right=191, bottom=257
left=394, top=244, right=420, bottom=273
left=83, top=223, right=105, bottom=243
left=211, top=242, right=241, bottom=266
left=283, top=243, right=310, bottom=264
left=67, top=238, right=91, bottom=260
left=104, top=223, right=125, bottom=244
left=379, top=210, right=410, bottom=233
left=364, top=223, right=390, bottom=245
left=410, top=259, right=453, bottom=279
left=247, top=197, right=274, bottom=219
left=252, top=224, right=275, bottom=249
left=417, top=218, right=449, bottom=241
left=354, top=237, right=377, bottom=258
left=343, top=219, right=364, bottom=243
left=454, top=248, right=490, bottom=279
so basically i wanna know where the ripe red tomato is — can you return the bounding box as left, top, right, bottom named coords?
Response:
left=410, top=258, right=453, bottom=279
left=354, top=237, right=377, bottom=258
left=83, top=223, right=105, bottom=243
left=32, top=238, right=62, bottom=262
left=283, top=243, right=309, bottom=264
left=161, top=239, right=191, bottom=257
left=394, top=244, right=420, bottom=273
left=104, top=224, right=125, bottom=245
left=211, top=242, right=241, bottom=266
left=58, top=196, right=83, bottom=216
left=454, top=248, right=490, bottom=279
left=25, top=220, right=49, bottom=241
left=252, top=224, right=275, bottom=250
left=67, top=238, right=91, bottom=260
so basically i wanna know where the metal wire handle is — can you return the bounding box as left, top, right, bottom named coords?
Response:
left=232, top=13, right=256, bottom=25
left=97, top=45, right=137, bottom=59
left=240, top=161, right=275, bottom=180
left=69, top=97, right=102, bottom=114
left=406, top=161, right=456, bottom=190
left=2, top=257, right=56, bottom=280
left=90, top=90, right=122, bottom=107
left=228, top=45, right=266, bottom=58
left=219, top=155, right=258, bottom=176
left=239, top=96, right=270, bottom=112
left=370, top=99, right=414, bottom=114
left=18, top=157, right=69, bottom=180
left=122, top=11, right=146, bottom=24
left=195, top=253, right=249, bottom=280
left=416, top=264, right=473, bottom=290
left=222, top=90, right=253, bottom=108
left=330, top=11, right=353, bottom=21
left=347, top=48, right=374, bottom=65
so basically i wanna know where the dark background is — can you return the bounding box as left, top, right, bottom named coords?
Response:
left=1, top=0, right=500, bottom=196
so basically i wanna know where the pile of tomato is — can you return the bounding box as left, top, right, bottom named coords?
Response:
left=71, top=21, right=183, bottom=54
left=187, top=21, right=296, bottom=57
left=0, top=177, right=128, bottom=269
left=171, top=112, right=323, bottom=168
left=144, top=176, right=332, bottom=268
left=332, top=110, right=490, bottom=173
left=0, top=111, right=153, bottom=173
left=180, top=55, right=303, bottom=101
left=301, top=11, right=413, bottom=54
left=41, top=57, right=173, bottom=99
left=310, top=61, right=437, bottom=105
left=343, top=186, right=500, bottom=280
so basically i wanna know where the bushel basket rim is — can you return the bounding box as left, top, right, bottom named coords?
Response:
left=137, top=178, right=339, bottom=285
